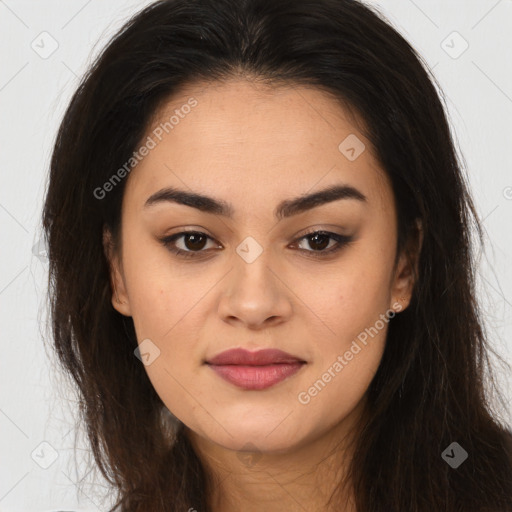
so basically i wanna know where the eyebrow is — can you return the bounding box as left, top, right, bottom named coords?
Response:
left=143, top=183, right=367, bottom=221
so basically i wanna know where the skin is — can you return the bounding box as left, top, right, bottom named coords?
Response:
left=105, top=78, right=421, bottom=511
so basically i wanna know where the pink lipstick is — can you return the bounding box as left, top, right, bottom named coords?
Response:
left=205, top=348, right=306, bottom=390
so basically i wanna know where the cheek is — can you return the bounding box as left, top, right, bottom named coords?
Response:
left=301, top=261, right=391, bottom=395
left=297, top=280, right=390, bottom=421
left=121, top=235, right=203, bottom=338
left=317, top=263, right=391, bottom=340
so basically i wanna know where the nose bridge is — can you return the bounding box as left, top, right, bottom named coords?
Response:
left=218, top=234, right=292, bottom=326
left=232, top=235, right=276, bottom=297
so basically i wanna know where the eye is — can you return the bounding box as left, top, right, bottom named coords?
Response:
left=291, top=230, right=354, bottom=258
left=159, top=229, right=354, bottom=260
left=159, top=230, right=220, bottom=259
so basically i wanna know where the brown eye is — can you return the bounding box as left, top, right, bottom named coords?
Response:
left=160, top=230, right=219, bottom=258
left=301, top=232, right=332, bottom=251
left=293, top=230, right=354, bottom=257
left=182, top=232, right=208, bottom=251
left=160, top=229, right=353, bottom=260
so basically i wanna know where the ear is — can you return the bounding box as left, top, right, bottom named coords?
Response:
left=390, top=219, right=423, bottom=313
left=103, top=226, right=132, bottom=317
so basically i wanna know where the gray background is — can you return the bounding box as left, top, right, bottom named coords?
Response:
left=1, top=0, right=511, bottom=510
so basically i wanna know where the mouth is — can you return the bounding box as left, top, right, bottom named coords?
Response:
left=206, top=362, right=306, bottom=390
left=204, top=348, right=307, bottom=390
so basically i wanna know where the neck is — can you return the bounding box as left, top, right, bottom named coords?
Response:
left=185, top=399, right=366, bottom=512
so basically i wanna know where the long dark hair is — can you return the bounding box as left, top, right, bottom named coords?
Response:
left=41, top=0, right=512, bottom=510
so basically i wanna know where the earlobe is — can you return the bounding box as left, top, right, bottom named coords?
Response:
left=110, top=274, right=131, bottom=316
left=390, top=255, right=414, bottom=312
left=103, top=227, right=132, bottom=317
left=390, top=219, right=423, bottom=313
left=112, top=288, right=132, bottom=316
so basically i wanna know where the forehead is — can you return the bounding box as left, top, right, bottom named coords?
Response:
left=123, top=79, right=392, bottom=215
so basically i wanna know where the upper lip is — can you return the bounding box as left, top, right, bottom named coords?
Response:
left=205, top=348, right=306, bottom=366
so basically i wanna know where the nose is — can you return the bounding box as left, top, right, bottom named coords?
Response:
left=217, top=248, right=293, bottom=329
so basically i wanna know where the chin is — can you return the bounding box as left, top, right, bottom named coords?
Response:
left=193, top=418, right=304, bottom=453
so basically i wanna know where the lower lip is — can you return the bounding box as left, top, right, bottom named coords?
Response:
left=207, top=362, right=305, bottom=390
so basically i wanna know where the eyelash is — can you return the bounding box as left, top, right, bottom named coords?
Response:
left=159, top=229, right=354, bottom=260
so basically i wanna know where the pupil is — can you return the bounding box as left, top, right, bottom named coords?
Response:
left=309, top=233, right=329, bottom=251
left=185, top=233, right=206, bottom=251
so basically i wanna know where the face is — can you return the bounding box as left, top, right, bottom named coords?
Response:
left=106, top=79, right=416, bottom=456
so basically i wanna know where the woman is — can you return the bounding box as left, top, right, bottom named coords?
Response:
left=42, top=0, right=512, bottom=510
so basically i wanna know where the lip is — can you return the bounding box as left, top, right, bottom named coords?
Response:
left=205, top=348, right=307, bottom=390
left=206, top=348, right=305, bottom=366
